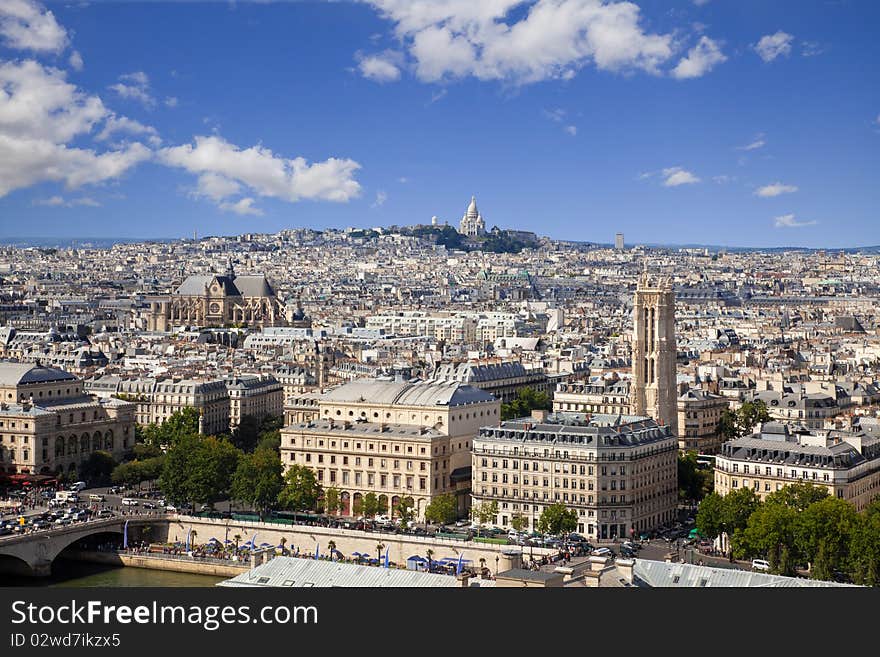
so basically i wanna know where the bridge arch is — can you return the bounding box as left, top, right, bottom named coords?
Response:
left=0, top=553, right=35, bottom=577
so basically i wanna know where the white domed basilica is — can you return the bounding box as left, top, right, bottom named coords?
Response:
left=459, top=195, right=486, bottom=236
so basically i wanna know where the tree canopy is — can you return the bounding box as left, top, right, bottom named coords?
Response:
left=424, top=493, right=457, bottom=525
left=277, top=464, right=322, bottom=513
left=537, top=503, right=578, bottom=536
left=231, top=447, right=284, bottom=518
left=501, top=387, right=552, bottom=421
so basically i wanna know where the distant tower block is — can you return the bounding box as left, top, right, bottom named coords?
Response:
left=432, top=215, right=439, bottom=226
left=631, top=272, right=679, bottom=436
left=615, top=233, right=625, bottom=250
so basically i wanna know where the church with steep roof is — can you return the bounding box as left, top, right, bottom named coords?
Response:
left=145, top=260, right=286, bottom=331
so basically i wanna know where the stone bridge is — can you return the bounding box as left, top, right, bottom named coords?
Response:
left=0, top=517, right=163, bottom=577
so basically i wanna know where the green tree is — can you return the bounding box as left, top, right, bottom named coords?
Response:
left=80, top=450, right=116, bottom=486
left=695, top=492, right=726, bottom=540
left=360, top=492, right=380, bottom=519
left=321, top=487, right=342, bottom=516
left=796, top=497, right=856, bottom=581
left=722, top=487, right=761, bottom=537
left=765, top=481, right=829, bottom=511
left=717, top=409, right=740, bottom=442
left=159, top=434, right=241, bottom=507
left=501, top=387, right=552, bottom=421
left=849, top=507, right=880, bottom=586
left=733, top=501, right=801, bottom=575
left=510, top=511, right=529, bottom=533
left=231, top=447, right=283, bottom=519
left=737, top=400, right=772, bottom=435
left=424, top=493, right=457, bottom=525
left=537, top=503, right=578, bottom=536
left=231, top=415, right=262, bottom=453
left=471, top=500, right=499, bottom=536
left=678, top=451, right=713, bottom=503
left=277, top=464, right=321, bottom=513
left=394, top=496, right=416, bottom=526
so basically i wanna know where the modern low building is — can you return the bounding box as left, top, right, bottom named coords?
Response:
left=471, top=412, right=678, bottom=540
left=714, top=422, right=880, bottom=510
left=281, top=377, right=500, bottom=519
left=677, top=388, right=729, bottom=454
left=0, top=362, right=134, bottom=477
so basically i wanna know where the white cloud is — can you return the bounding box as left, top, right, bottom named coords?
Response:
left=774, top=213, right=816, bottom=228
left=372, top=190, right=388, bottom=207
left=0, top=0, right=68, bottom=53
left=543, top=107, right=566, bottom=122
left=0, top=59, right=152, bottom=198
left=713, top=175, right=733, bottom=184
left=219, top=197, right=263, bottom=216
left=801, top=41, right=824, bottom=57
left=671, top=36, right=726, bottom=79
left=164, top=96, right=179, bottom=108
left=33, top=195, right=100, bottom=207
left=69, top=50, right=84, bottom=72
left=159, top=135, right=362, bottom=211
left=754, top=31, right=794, bottom=63
left=109, top=71, right=155, bottom=108
left=362, top=0, right=677, bottom=85
left=398, top=177, right=409, bottom=184
left=194, top=172, right=242, bottom=202
left=428, top=88, right=447, bottom=104
left=755, top=182, right=798, bottom=197
left=736, top=134, right=765, bottom=151
left=357, top=50, right=403, bottom=83
left=96, top=114, right=160, bottom=146
left=662, top=166, right=700, bottom=187
left=564, top=125, right=577, bottom=136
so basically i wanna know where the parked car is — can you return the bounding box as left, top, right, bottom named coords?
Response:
left=374, top=515, right=392, bottom=524
left=592, top=547, right=612, bottom=557
left=97, top=509, right=115, bottom=518
left=143, top=502, right=157, bottom=509
left=752, top=559, right=771, bottom=572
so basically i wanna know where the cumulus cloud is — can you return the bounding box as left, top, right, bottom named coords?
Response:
left=69, top=50, right=84, bottom=72
left=109, top=71, right=156, bottom=108
left=159, top=135, right=362, bottom=213
left=361, top=0, right=677, bottom=85
left=755, top=182, right=798, bottom=197
left=774, top=213, right=816, bottom=228
left=662, top=166, right=700, bottom=187
left=563, top=125, right=577, bottom=136
left=371, top=190, right=388, bottom=207
left=0, top=59, right=152, bottom=198
left=164, top=96, right=178, bottom=108
left=219, top=197, right=263, bottom=216
left=801, top=41, right=824, bottom=57
left=96, top=114, right=161, bottom=146
left=357, top=50, right=403, bottom=83
left=754, top=31, right=794, bottom=62
left=0, top=0, right=68, bottom=53
left=33, top=195, right=100, bottom=207
left=671, top=36, right=726, bottom=79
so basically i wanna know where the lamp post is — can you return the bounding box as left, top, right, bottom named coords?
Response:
left=495, top=555, right=499, bottom=576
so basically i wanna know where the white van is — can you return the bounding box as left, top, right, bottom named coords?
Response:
left=88, top=493, right=105, bottom=502
left=69, top=481, right=87, bottom=492
left=121, top=498, right=139, bottom=507
left=752, top=559, right=771, bottom=572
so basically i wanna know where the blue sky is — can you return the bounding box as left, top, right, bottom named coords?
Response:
left=0, top=0, right=877, bottom=247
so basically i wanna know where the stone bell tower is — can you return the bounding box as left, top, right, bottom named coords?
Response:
left=631, top=271, right=679, bottom=436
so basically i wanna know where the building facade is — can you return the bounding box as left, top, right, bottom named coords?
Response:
left=433, top=361, right=549, bottom=404
left=281, top=378, right=500, bottom=519
left=145, top=261, right=286, bottom=331
left=0, top=362, right=134, bottom=477
left=714, top=422, right=880, bottom=511
left=471, top=412, right=678, bottom=540
left=631, top=273, right=679, bottom=436
left=226, top=374, right=283, bottom=429
left=553, top=377, right=632, bottom=415
left=677, top=388, right=729, bottom=454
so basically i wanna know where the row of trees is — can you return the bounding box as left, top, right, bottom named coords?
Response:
left=696, top=483, right=880, bottom=585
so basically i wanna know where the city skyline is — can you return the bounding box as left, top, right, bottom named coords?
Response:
left=0, top=1, right=878, bottom=248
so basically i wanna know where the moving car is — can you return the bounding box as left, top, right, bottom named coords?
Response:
left=592, top=547, right=613, bottom=557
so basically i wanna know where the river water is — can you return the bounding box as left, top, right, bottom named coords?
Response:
left=3, top=559, right=224, bottom=587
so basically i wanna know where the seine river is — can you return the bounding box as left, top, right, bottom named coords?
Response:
left=4, top=559, right=224, bottom=587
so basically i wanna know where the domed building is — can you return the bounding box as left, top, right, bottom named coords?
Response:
left=459, top=195, right=486, bottom=237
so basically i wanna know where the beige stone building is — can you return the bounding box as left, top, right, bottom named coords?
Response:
left=471, top=412, right=678, bottom=540
left=677, top=388, right=729, bottom=454
left=87, top=375, right=231, bottom=435
left=553, top=377, right=632, bottom=415
left=632, top=273, right=679, bottom=436
left=0, top=362, right=134, bottom=477
left=714, top=422, right=880, bottom=511
left=145, top=261, right=286, bottom=331
left=281, top=378, right=500, bottom=519
left=225, top=374, right=283, bottom=429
